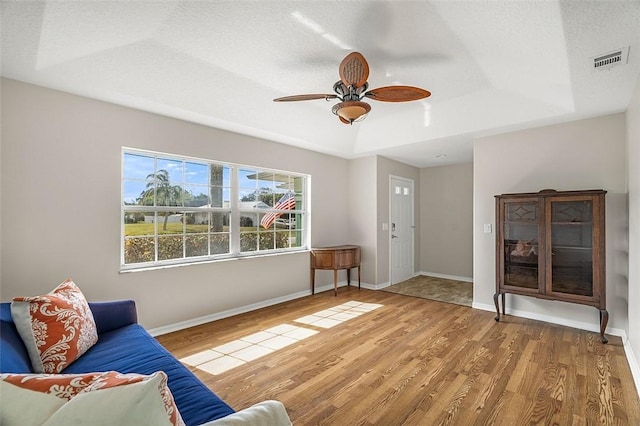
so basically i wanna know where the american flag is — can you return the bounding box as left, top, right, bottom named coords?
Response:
left=260, top=192, right=296, bottom=229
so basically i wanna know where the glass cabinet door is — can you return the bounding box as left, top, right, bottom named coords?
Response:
left=548, top=199, right=594, bottom=297
left=502, top=200, right=540, bottom=290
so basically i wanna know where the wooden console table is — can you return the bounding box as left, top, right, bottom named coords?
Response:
left=310, top=245, right=361, bottom=296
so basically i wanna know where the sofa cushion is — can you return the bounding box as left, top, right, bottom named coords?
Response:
left=0, top=304, right=33, bottom=373
left=63, top=324, right=235, bottom=426
left=10, top=279, right=98, bottom=373
left=1, top=371, right=184, bottom=426
left=199, top=400, right=292, bottom=426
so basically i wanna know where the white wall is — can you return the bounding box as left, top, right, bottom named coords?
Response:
left=376, top=156, right=420, bottom=286
left=626, top=73, right=640, bottom=389
left=473, top=113, right=628, bottom=334
left=419, top=163, right=473, bottom=280
left=0, top=78, right=352, bottom=329
left=347, top=156, right=378, bottom=285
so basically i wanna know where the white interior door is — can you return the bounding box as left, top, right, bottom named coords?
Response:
left=390, top=176, right=415, bottom=285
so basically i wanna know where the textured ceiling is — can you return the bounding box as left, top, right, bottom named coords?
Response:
left=2, top=1, right=640, bottom=167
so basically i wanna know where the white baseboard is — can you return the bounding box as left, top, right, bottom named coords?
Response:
left=623, top=336, right=640, bottom=396
left=472, top=301, right=626, bottom=339
left=148, top=280, right=372, bottom=336
left=363, top=281, right=390, bottom=290
left=417, top=271, right=473, bottom=283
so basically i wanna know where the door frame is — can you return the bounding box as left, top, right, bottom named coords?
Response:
left=389, top=175, right=415, bottom=286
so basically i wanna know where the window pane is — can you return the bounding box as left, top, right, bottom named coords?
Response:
left=259, top=232, right=275, bottom=250
left=184, top=213, right=209, bottom=233
left=210, top=164, right=230, bottom=208
left=290, top=230, right=303, bottom=247
left=210, top=187, right=228, bottom=208
left=123, top=152, right=154, bottom=180
left=239, top=169, right=257, bottom=189
left=123, top=180, right=147, bottom=205
left=185, top=162, right=208, bottom=184
left=185, top=185, right=209, bottom=207
left=128, top=178, right=155, bottom=206
left=124, top=236, right=155, bottom=264
left=157, top=212, right=182, bottom=235
left=185, top=235, right=208, bottom=257
left=124, top=212, right=155, bottom=236
left=158, top=235, right=183, bottom=261
left=240, top=233, right=257, bottom=252
left=240, top=213, right=258, bottom=230
left=157, top=158, right=183, bottom=182
left=211, top=233, right=229, bottom=254
left=211, top=212, right=228, bottom=233
left=275, top=231, right=290, bottom=249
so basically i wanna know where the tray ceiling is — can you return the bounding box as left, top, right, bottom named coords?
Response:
left=2, top=1, right=639, bottom=167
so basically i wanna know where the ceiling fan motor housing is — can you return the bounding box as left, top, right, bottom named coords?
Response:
left=333, top=81, right=368, bottom=101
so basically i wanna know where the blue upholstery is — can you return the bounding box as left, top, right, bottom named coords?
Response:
left=0, top=301, right=235, bottom=426
left=0, top=304, right=33, bottom=373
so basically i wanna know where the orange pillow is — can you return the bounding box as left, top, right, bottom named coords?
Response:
left=11, top=279, right=98, bottom=373
left=1, top=371, right=185, bottom=426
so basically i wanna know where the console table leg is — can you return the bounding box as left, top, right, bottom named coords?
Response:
left=333, top=269, right=338, bottom=296
left=599, top=309, right=609, bottom=344
left=311, top=268, right=315, bottom=295
left=357, top=266, right=361, bottom=290
left=346, top=269, right=351, bottom=287
left=493, top=293, right=501, bottom=321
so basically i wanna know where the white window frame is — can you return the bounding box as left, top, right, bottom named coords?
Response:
left=121, top=148, right=310, bottom=271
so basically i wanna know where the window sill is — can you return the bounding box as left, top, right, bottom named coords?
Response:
left=119, top=249, right=309, bottom=274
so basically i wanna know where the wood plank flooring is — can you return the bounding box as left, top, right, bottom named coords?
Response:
left=157, top=288, right=640, bottom=425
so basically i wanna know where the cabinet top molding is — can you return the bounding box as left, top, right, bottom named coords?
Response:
left=495, top=189, right=607, bottom=198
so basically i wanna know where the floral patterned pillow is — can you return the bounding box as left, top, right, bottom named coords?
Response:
left=1, top=371, right=185, bottom=426
left=11, top=279, right=98, bottom=373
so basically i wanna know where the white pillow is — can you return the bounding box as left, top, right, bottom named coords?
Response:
left=0, top=381, right=66, bottom=426
left=43, top=373, right=172, bottom=426
left=199, top=400, right=292, bottom=426
left=0, top=371, right=184, bottom=426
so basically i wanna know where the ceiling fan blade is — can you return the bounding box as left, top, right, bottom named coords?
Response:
left=273, top=94, right=338, bottom=102
left=364, top=86, right=431, bottom=102
left=339, top=52, right=369, bottom=88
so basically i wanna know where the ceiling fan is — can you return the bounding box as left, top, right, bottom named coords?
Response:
left=274, top=52, right=431, bottom=125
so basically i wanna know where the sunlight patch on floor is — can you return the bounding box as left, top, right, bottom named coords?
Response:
left=180, top=301, right=383, bottom=375
left=294, top=301, right=383, bottom=328
left=180, top=323, right=318, bottom=375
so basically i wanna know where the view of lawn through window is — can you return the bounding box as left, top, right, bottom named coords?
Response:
left=122, top=149, right=308, bottom=268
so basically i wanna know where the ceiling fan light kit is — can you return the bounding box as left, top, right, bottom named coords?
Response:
left=332, top=101, right=371, bottom=124
left=274, top=52, right=431, bottom=125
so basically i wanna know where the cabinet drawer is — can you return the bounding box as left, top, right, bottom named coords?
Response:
left=336, top=250, right=356, bottom=268
left=312, top=251, right=335, bottom=268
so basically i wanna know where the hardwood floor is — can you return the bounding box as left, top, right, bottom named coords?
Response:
left=157, top=288, right=640, bottom=425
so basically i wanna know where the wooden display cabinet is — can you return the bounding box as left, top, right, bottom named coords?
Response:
left=493, top=189, right=608, bottom=343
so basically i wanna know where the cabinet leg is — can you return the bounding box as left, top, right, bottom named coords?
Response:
left=493, top=293, right=501, bottom=321
left=599, top=309, right=609, bottom=344
left=357, top=266, right=361, bottom=290
left=501, top=293, right=505, bottom=316
left=311, top=269, right=315, bottom=295
left=346, top=269, right=351, bottom=287
left=333, top=269, right=338, bottom=296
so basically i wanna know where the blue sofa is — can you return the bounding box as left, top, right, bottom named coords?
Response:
left=0, top=300, right=235, bottom=426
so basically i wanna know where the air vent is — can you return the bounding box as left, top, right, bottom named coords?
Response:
left=592, top=46, right=629, bottom=71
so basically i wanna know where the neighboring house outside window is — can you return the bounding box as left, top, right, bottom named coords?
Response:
left=121, top=149, right=309, bottom=270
